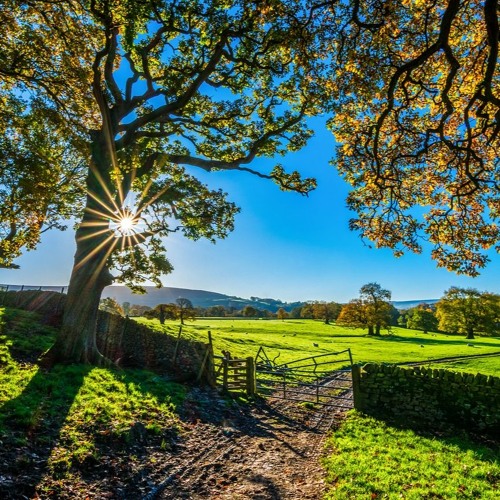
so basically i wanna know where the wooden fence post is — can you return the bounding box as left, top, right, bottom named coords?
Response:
left=172, top=325, right=183, bottom=365
left=351, top=364, right=363, bottom=410
left=222, top=358, right=229, bottom=391
left=246, top=357, right=256, bottom=396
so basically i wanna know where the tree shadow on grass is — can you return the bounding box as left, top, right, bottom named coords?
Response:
left=0, top=364, right=91, bottom=499
left=371, top=334, right=500, bottom=349
left=363, top=412, right=500, bottom=465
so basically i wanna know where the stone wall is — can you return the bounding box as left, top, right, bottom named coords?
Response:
left=352, top=363, right=500, bottom=436
left=0, top=290, right=211, bottom=380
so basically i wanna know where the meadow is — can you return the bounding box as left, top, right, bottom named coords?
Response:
left=137, top=317, right=500, bottom=376
left=1, top=307, right=499, bottom=498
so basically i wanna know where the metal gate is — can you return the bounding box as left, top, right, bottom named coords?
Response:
left=255, top=347, right=354, bottom=408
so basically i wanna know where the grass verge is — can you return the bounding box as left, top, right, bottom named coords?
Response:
left=0, top=307, right=186, bottom=497
left=323, top=411, right=500, bottom=499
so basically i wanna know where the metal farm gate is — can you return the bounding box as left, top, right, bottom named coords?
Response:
left=254, top=347, right=354, bottom=409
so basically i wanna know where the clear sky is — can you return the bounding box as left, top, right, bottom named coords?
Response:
left=1, top=116, right=499, bottom=303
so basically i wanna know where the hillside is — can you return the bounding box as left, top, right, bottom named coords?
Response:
left=102, top=285, right=439, bottom=312
left=102, top=285, right=305, bottom=312
left=391, top=299, right=439, bottom=310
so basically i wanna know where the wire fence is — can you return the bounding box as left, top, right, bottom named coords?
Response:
left=0, top=284, right=67, bottom=294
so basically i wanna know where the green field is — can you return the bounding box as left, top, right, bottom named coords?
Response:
left=137, top=317, right=500, bottom=376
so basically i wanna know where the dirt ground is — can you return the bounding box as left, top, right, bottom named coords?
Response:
left=0, top=385, right=349, bottom=499
left=144, top=388, right=349, bottom=500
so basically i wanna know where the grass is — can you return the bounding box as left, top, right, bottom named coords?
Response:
left=1, top=306, right=499, bottom=497
left=0, top=307, right=186, bottom=485
left=136, top=317, right=500, bottom=376
left=323, top=411, right=500, bottom=499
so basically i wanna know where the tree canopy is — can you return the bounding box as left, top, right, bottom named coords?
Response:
left=9, top=0, right=328, bottom=364
left=436, top=287, right=500, bottom=339
left=328, top=0, right=500, bottom=275
left=337, top=283, right=393, bottom=335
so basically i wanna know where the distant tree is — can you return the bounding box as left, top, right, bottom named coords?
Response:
left=397, top=312, right=408, bottom=328
left=128, top=304, right=151, bottom=317
left=206, top=305, right=228, bottom=317
left=337, top=299, right=370, bottom=332
left=312, top=301, right=341, bottom=324
left=99, top=298, right=124, bottom=316
left=337, top=283, right=392, bottom=335
left=388, top=304, right=401, bottom=327
left=176, top=298, right=195, bottom=325
left=406, top=307, right=438, bottom=334
left=242, top=305, right=258, bottom=318
left=360, top=283, right=393, bottom=335
left=145, top=303, right=178, bottom=324
left=300, top=304, right=314, bottom=319
left=436, top=288, right=500, bottom=339
left=122, top=302, right=131, bottom=316
left=277, top=308, right=288, bottom=321
left=289, top=306, right=303, bottom=319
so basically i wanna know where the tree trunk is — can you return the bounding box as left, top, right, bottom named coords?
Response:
left=466, top=328, right=475, bottom=340
left=50, top=239, right=114, bottom=364
left=375, top=324, right=381, bottom=336
left=43, top=130, right=117, bottom=366
left=368, top=325, right=374, bottom=335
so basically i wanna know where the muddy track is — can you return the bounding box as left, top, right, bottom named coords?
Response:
left=143, top=379, right=353, bottom=500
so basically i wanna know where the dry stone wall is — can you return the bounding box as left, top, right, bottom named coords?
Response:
left=0, top=290, right=210, bottom=380
left=352, top=363, right=500, bottom=436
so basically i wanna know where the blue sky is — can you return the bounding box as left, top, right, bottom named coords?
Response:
left=1, top=116, right=499, bottom=303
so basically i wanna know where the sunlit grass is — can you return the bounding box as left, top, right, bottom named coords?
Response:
left=323, top=412, right=500, bottom=499
left=136, top=317, right=500, bottom=376
left=0, top=307, right=186, bottom=480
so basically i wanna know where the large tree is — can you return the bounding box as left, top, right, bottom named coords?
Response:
left=436, top=287, right=500, bottom=339
left=1, top=1, right=330, bottom=364
left=328, top=0, right=500, bottom=276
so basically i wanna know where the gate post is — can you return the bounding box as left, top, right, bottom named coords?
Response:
left=222, top=358, right=229, bottom=391
left=352, top=364, right=363, bottom=410
left=246, top=357, right=256, bottom=396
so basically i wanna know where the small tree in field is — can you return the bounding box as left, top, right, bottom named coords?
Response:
left=176, top=298, right=195, bottom=325
left=311, top=301, right=341, bottom=325
left=406, top=307, right=438, bottom=335
left=277, top=308, right=288, bottom=321
left=337, top=283, right=392, bottom=335
left=145, top=303, right=177, bottom=324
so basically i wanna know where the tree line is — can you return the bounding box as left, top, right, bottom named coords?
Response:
left=101, top=283, right=500, bottom=340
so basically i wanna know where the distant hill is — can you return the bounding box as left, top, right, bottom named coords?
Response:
left=102, top=286, right=305, bottom=312
left=102, top=285, right=438, bottom=313
left=391, top=299, right=439, bottom=310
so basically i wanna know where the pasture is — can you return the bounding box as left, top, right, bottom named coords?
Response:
left=137, top=318, right=500, bottom=376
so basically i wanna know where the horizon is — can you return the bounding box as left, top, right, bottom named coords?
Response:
left=0, top=281, right=463, bottom=306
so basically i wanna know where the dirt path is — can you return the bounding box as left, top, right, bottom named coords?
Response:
left=142, top=387, right=351, bottom=500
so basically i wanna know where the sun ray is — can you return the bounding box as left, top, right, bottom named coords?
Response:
left=74, top=233, right=117, bottom=271
left=77, top=228, right=113, bottom=241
